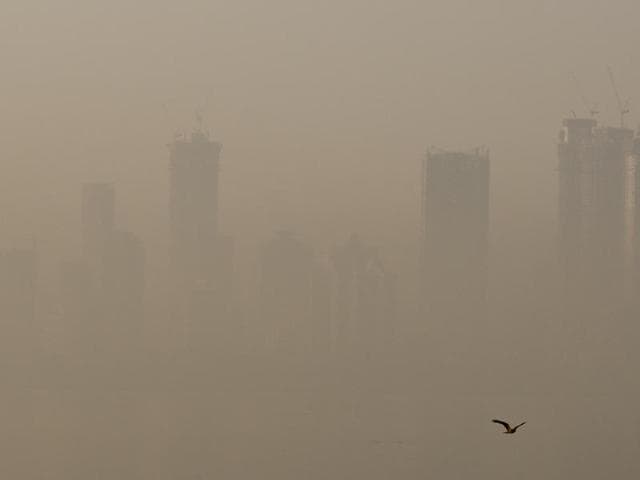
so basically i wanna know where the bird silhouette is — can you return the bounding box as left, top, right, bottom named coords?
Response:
left=492, top=419, right=526, bottom=434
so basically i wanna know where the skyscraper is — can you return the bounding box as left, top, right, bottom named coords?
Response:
left=421, top=147, right=490, bottom=323
left=557, top=118, right=634, bottom=310
left=167, top=128, right=231, bottom=345
left=61, top=184, right=146, bottom=362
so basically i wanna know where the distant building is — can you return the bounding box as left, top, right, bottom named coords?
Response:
left=557, top=119, right=634, bottom=309
left=421, top=147, right=490, bottom=323
left=60, top=185, right=146, bottom=361
left=257, top=231, right=395, bottom=355
left=168, top=129, right=222, bottom=291
left=0, top=247, right=37, bottom=359
left=331, top=234, right=395, bottom=354
left=167, top=128, right=232, bottom=349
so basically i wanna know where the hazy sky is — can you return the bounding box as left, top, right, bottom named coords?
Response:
left=1, top=0, right=638, bottom=327
left=4, top=2, right=640, bottom=478
left=3, top=0, right=640, bottom=244
left=1, top=0, right=639, bottom=290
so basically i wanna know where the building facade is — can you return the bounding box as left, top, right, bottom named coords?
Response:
left=557, top=118, right=634, bottom=311
left=421, top=147, right=490, bottom=324
left=167, top=129, right=232, bottom=349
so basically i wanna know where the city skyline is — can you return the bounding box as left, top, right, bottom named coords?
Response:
left=3, top=1, right=640, bottom=478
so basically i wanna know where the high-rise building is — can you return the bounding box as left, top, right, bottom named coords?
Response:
left=167, top=128, right=232, bottom=347
left=557, top=118, right=634, bottom=309
left=62, top=184, right=146, bottom=361
left=421, top=147, right=490, bottom=323
left=168, top=130, right=222, bottom=291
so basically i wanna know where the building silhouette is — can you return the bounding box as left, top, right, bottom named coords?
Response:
left=421, top=147, right=490, bottom=324
left=330, top=234, right=395, bottom=354
left=557, top=118, right=634, bottom=310
left=60, top=184, right=146, bottom=362
left=167, top=128, right=232, bottom=350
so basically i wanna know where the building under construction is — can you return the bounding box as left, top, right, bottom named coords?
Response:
left=167, top=127, right=233, bottom=346
left=557, top=118, right=634, bottom=311
left=421, top=147, right=490, bottom=324
left=168, top=129, right=222, bottom=291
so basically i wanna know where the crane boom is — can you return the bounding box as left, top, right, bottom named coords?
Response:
left=569, top=72, right=598, bottom=118
left=607, top=65, right=630, bottom=128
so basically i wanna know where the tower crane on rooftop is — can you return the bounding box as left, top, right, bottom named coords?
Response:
left=607, top=65, right=630, bottom=128
left=569, top=72, right=599, bottom=119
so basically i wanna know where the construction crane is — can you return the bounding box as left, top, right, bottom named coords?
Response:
left=569, top=72, right=599, bottom=118
left=607, top=65, right=630, bottom=128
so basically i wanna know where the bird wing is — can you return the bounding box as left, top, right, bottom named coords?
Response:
left=492, top=419, right=511, bottom=431
left=513, top=422, right=526, bottom=431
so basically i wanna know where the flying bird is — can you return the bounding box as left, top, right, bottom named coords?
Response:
left=492, top=419, right=526, bottom=434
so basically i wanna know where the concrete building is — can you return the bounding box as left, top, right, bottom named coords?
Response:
left=167, top=128, right=232, bottom=349
left=168, top=129, right=222, bottom=291
left=557, top=118, right=634, bottom=310
left=421, top=147, right=490, bottom=324
left=61, top=185, right=146, bottom=362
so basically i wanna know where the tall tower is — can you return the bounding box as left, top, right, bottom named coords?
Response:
left=421, top=147, right=490, bottom=324
left=557, top=118, right=633, bottom=310
left=168, top=128, right=230, bottom=341
left=70, top=184, right=146, bottom=360
left=168, top=129, right=221, bottom=290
